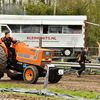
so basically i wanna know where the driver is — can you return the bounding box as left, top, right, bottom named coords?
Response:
left=1, top=31, right=17, bottom=62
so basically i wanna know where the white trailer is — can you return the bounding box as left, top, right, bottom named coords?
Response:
left=0, top=15, right=87, bottom=56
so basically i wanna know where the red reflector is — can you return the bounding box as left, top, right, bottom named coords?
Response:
left=83, top=26, right=85, bottom=29
left=83, top=20, right=85, bottom=23
left=83, top=32, right=85, bottom=35
left=45, top=65, right=47, bottom=69
left=83, top=43, right=85, bottom=46
left=83, top=38, right=85, bottom=40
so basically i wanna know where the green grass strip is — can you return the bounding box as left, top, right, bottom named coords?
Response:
left=0, top=83, right=100, bottom=99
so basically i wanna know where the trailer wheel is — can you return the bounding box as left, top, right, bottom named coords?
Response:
left=62, top=49, right=72, bottom=56
left=0, top=46, right=7, bottom=79
left=49, top=68, right=62, bottom=83
left=6, top=69, right=23, bottom=80
left=23, top=65, right=39, bottom=84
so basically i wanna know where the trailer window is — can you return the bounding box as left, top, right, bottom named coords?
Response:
left=43, top=25, right=48, bottom=34
left=63, top=25, right=82, bottom=34
left=49, top=25, right=62, bottom=34
left=63, top=26, right=68, bottom=33
left=22, top=25, right=40, bottom=33
left=2, top=26, right=9, bottom=33
left=8, top=25, right=20, bottom=33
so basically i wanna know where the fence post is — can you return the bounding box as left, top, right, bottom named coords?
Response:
left=96, top=57, right=99, bottom=71
left=90, top=68, right=92, bottom=73
left=61, top=57, right=64, bottom=62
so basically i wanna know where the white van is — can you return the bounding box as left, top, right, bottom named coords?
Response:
left=0, top=15, right=87, bottom=56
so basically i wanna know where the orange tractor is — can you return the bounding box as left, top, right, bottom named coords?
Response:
left=0, top=40, right=63, bottom=84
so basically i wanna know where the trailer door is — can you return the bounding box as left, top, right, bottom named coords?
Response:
left=0, top=24, right=12, bottom=38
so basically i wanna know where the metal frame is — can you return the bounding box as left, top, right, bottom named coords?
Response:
left=52, top=61, right=100, bottom=69
left=0, top=24, right=12, bottom=36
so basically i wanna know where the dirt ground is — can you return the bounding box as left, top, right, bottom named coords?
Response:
left=0, top=94, right=57, bottom=100
left=0, top=73, right=100, bottom=100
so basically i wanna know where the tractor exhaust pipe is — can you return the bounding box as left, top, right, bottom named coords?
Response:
left=39, top=37, right=42, bottom=48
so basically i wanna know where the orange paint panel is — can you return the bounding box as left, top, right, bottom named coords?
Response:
left=15, top=42, right=53, bottom=66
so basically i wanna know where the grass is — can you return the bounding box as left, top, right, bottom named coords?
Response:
left=85, top=68, right=100, bottom=74
left=48, top=88, right=100, bottom=99
left=58, top=66, right=71, bottom=70
left=0, top=83, right=100, bottom=99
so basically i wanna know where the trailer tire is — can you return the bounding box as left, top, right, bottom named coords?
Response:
left=23, top=65, right=39, bottom=84
left=49, top=68, right=62, bottom=83
left=6, top=69, right=23, bottom=80
left=62, top=49, right=72, bottom=56
left=0, top=46, right=7, bottom=79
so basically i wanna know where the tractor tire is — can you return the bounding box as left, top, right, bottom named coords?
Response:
left=49, top=68, right=62, bottom=83
left=23, top=65, right=39, bottom=84
left=0, top=46, right=7, bottom=79
left=6, top=69, right=23, bottom=80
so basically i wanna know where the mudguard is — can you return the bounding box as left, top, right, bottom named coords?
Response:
left=0, top=39, right=8, bottom=58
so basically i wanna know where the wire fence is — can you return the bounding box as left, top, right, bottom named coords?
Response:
left=87, top=47, right=98, bottom=57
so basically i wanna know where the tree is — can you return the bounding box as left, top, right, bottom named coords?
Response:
left=19, top=0, right=22, bottom=6
left=28, top=0, right=31, bottom=2
left=40, top=0, right=45, bottom=3
left=13, top=0, right=16, bottom=5
left=85, top=0, right=100, bottom=47
left=26, top=2, right=54, bottom=15
left=0, top=0, right=1, bottom=13
left=47, top=0, right=52, bottom=5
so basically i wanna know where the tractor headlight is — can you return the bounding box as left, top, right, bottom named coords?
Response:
left=48, top=58, right=51, bottom=61
left=42, top=58, right=45, bottom=61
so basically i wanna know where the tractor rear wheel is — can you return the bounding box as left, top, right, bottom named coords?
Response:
left=23, top=65, right=39, bottom=84
left=6, top=69, right=23, bottom=80
left=0, top=46, right=7, bottom=79
left=49, top=68, right=62, bottom=83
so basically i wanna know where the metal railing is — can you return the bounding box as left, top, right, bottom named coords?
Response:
left=52, top=61, right=100, bottom=69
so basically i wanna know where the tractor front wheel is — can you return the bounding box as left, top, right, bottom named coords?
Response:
left=23, top=65, right=39, bottom=84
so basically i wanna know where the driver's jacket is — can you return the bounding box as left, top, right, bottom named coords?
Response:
left=1, top=36, right=16, bottom=49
